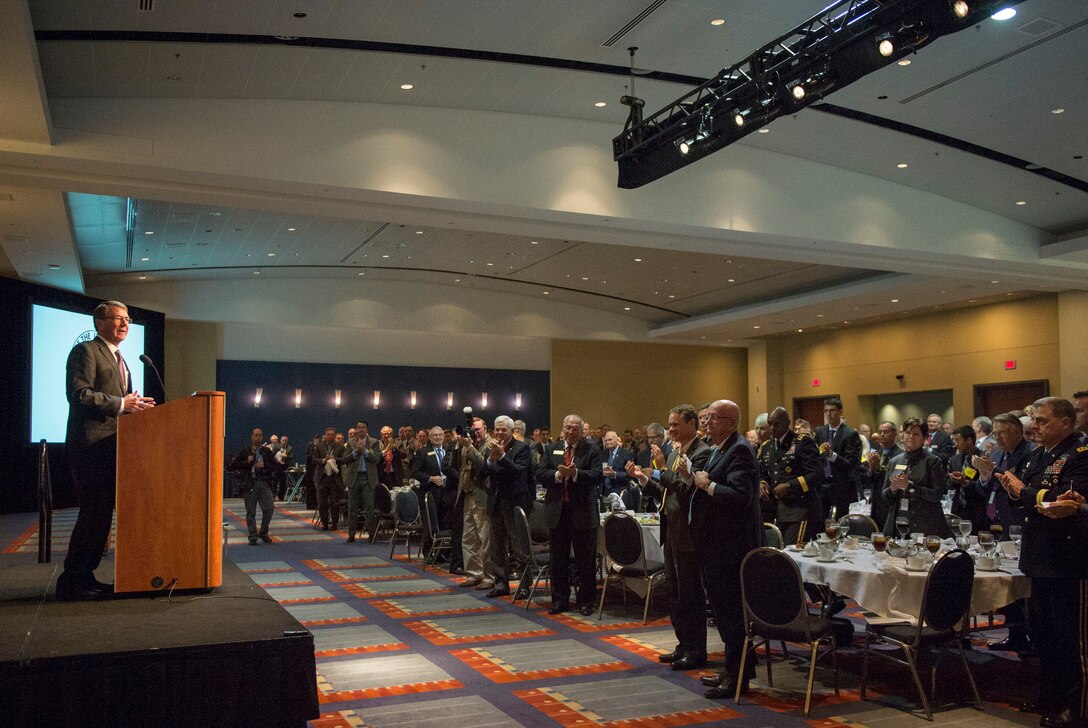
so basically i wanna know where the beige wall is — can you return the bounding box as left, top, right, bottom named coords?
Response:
left=164, top=319, right=220, bottom=402
left=765, top=295, right=1060, bottom=427
left=549, top=339, right=749, bottom=433
left=1058, top=291, right=1088, bottom=398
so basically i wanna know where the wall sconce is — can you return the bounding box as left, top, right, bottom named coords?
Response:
left=515, top=392, right=522, bottom=410
left=446, top=392, right=454, bottom=410
left=410, top=391, right=417, bottom=409
left=373, top=390, right=381, bottom=409
left=481, top=392, right=488, bottom=410
left=294, top=388, right=302, bottom=408
left=334, top=389, right=342, bottom=409
left=254, top=387, right=263, bottom=408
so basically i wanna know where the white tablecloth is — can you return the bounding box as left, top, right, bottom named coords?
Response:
left=597, top=513, right=664, bottom=598
left=787, top=547, right=1030, bottom=622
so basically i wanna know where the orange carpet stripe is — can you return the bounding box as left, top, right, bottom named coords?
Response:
left=343, top=583, right=452, bottom=599
left=369, top=599, right=501, bottom=619
left=451, top=649, right=633, bottom=683
left=406, top=621, right=554, bottom=646
left=318, top=678, right=462, bottom=704
left=313, top=643, right=407, bottom=658
left=298, top=616, right=367, bottom=627
left=515, top=688, right=741, bottom=726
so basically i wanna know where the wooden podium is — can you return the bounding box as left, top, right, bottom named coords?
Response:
left=114, top=392, right=225, bottom=594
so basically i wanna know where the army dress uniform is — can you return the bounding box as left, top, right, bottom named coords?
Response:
left=758, top=431, right=825, bottom=545
left=1009, top=433, right=1088, bottom=723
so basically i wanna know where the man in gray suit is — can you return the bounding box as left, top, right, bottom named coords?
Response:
left=310, top=427, right=351, bottom=531
left=58, top=300, right=154, bottom=601
left=344, top=421, right=381, bottom=543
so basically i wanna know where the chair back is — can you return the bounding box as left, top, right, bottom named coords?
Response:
left=842, top=513, right=879, bottom=539
left=625, top=487, right=642, bottom=512
left=602, top=512, right=644, bottom=568
left=763, top=522, right=784, bottom=549
left=918, top=548, right=975, bottom=636
left=739, top=547, right=813, bottom=640
left=423, top=492, right=439, bottom=537
left=392, top=489, right=420, bottom=526
left=512, top=506, right=534, bottom=563
left=374, top=483, right=394, bottom=517
left=526, top=503, right=550, bottom=547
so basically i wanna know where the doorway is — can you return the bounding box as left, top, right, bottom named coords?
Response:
left=793, top=396, right=832, bottom=428
left=974, top=380, right=1049, bottom=418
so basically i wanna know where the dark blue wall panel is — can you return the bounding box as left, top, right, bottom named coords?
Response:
left=216, top=360, right=550, bottom=448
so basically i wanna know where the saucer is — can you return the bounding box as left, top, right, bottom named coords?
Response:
left=905, top=564, right=930, bottom=572
left=816, top=555, right=836, bottom=563
left=786, top=545, right=802, bottom=552
left=802, top=549, right=819, bottom=557
left=976, top=564, right=1000, bottom=572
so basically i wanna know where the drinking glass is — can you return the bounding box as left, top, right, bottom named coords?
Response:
left=825, top=520, right=839, bottom=540
left=872, top=533, right=888, bottom=553
left=958, top=520, right=973, bottom=538
left=978, top=531, right=996, bottom=556
left=895, top=516, right=910, bottom=541
left=837, top=517, right=851, bottom=542
left=925, top=535, right=941, bottom=556
left=862, top=488, right=872, bottom=504
left=989, top=523, right=1004, bottom=540
left=1009, top=525, right=1022, bottom=556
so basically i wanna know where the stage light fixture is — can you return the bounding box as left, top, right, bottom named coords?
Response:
left=447, top=392, right=454, bottom=410
left=952, top=1, right=969, bottom=18
left=254, top=387, right=263, bottom=408
left=334, top=389, right=342, bottom=409
left=877, top=32, right=896, bottom=57
left=515, top=393, right=522, bottom=410
left=373, top=390, right=380, bottom=409
left=410, top=391, right=417, bottom=409
left=295, top=388, right=302, bottom=408
left=790, top=84, right=806, bottom=101
left=679, top=140, right=692, bottom=155
left=481, top=392, right=488, bottom=410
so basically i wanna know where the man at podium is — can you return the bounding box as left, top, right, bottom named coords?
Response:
left=58, top=300, right=155, bottom=601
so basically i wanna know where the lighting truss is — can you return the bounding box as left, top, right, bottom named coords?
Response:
left=612, top=0, right=1023, bottom=188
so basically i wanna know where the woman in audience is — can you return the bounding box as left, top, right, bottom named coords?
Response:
left=881, top=417, right=952, bottom=537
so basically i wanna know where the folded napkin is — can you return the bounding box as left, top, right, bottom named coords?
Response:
left=324, top=459, right=339, bottom=476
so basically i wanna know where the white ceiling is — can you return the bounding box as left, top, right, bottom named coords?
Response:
left=3, top=0, right=1088, bottom=344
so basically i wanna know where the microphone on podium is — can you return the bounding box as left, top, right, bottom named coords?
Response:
left=139, top=354, right=169, bottom=403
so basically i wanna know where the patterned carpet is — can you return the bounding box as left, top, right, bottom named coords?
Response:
left=2, top=499, right=1044, bottom=727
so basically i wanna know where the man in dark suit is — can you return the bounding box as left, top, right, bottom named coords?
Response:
left=925, top=413, right=955, bottom=465
left=760, top=406, right=825, bottom=546
left=344, top=422, right=381, bottom=543
left=58, top=300, right=155, bottom=601
left=412, top=425, right=455, bottom=557
left=309, top=427, right=351, bottom=530
left=229, top=427, right=277, bottom=544
left=815, top=398, right=863, bottom=519
left=627, top=404, right=711, bottom=670
left=481, top=415, right=533, bottom=598
left=600, top=430, right=633, bottom=501
left=947, top=425, right=986, bottom=533
left=999, top=397, right=1088, bottom=728
left=864, top=421, right=903, bottom=532
left=973, top=412, right=1034, bottom=653
left=692, top=399, right=763, bottom=698
left=537, top=414, right=603, bottom=615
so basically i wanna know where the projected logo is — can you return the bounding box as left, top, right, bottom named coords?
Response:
left=75, top=329, right=97, bottom=345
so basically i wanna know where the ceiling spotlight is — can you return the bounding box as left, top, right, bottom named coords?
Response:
left=757, top=128, right=770, bottom=134
left=400, top=83, right=413, bottom=90
left=897, top=163, right=909, bottom=169
left=679, top=140, right=691, bottom=155
left=791, top=84, right=806, bottom=101
left=951, top=1, right=969, bottom=19
left=1015, top=200, right=1027, bottom=206
left=877, top=33, right=895, bottom=57
left=144, top=231, right=154, bottom=236
left=710, top=18, right=726, bottom=26
left=897, top=58, right=911, bottom=66
left=594, top=101, right=607, bottom=107
left=733, top=111, right=746, bottom=127
left=1051, top=108, right=1065, bottom=114
left=991, top=7, right=1016, bottom=20
left=141, top=256, right=150, bottom=261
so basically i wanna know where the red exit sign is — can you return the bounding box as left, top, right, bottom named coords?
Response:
left=812, top=378, right=821, bottom=387
left=1004, top=360, right=1017, bottom=370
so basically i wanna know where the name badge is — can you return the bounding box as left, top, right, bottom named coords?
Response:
left=552, top=449, right=564, bottom=455
left=963, top=466, right=977, bottom=479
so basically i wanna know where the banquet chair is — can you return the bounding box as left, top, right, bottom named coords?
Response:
left=860, top=548, right=982, bottom=720
left=371, top=483, right=395, bottom=542
left=763, top=522, right=784, bottom=549
left=422, top=492, right=452, bottom=567
left=512, top=506, right=551, bottom=609
left=737, top=547, right=839, bottom=716
left=597, top=512, right=665, bottom=623
left=841, top=513, right=880, bottom=540
left=388, top=489, right=423, bottom=561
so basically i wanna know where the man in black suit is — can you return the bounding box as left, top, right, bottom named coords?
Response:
left=947, top=425, right=986, bottom=533
left=412, top=426, right=453, bottom=557
left=760, top=406, right=825, bottom=546
left=600, top=430, right=633, bottom=501
left=627, top=404, right=711, bottom=670
left=537, top=414, right=603, bottom=615
left=925, top=413, right=955, bottom=465
left=815, top=398, right=863, bottom=519
left=229, top=427, right=277, bottom=544
left=344, top=422, right=381, bottom=543
left=58, top=300, right=155, bottom=601
left=864, top=421, right=903, bottom=532
left=692, top=399, right=763, bottom=698
left=481, top=415, right=533, bottom=598
left=999, top=397, right=1088, bottom=728
left=309, top=427, right=351, bottom=530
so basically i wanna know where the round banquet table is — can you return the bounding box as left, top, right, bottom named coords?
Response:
left=786, top=545, right=1030, bottom=623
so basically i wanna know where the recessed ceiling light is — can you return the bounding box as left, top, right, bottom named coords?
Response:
left=897, top=59, right=911, bottom=66
left=727, top=278, right=735, bottom=283
left=382, top=254, right=391, bottom=258
left=1015, top=200, right=1027, bottom=206
left=1051, top=107, right=1065, bottom=115
left=968, top=298, right=977, bottom=303
left=400, top=83, right=414, bottom=90
left=757, top=128, right=770, bottom=134
left=668, top=295, right=675, bottom=299
left=267, top=252, right=275, bottom=257
left=415, top=230, right=423, bottom=234
left=287, top=227, right=296, bottom=231
left=710, top=18, right=726, bottom=26
left=530, top=240, right=538, bottom=245
left=454, top=278, right=461, bottom=282
left=623, top=307, right=631, bottom=311
left=253, top=271, right=261, bottom=275
left=753, top=325, right=760, bottom=329
left=358, top=272, right=365, bottom=276
left=139, top=275, right=147, bottom=280
left=486, top=262, right=494, bottom=266
left=991, top=7, right=1016, bottom=20
left=797, top=329, right=803, bottom=333
left=144, top=231, right=154, bottom=235
left=542, top=291, right=549, bottom=295
left=891, top=298, right=899, bottom=303
left=634, top=257, right=642, bottom=262
left=701, top=336, right=707, bottom=340
left=581, top=277, right=589, bottom=281
left=48, top=264, right=61, bottom=270
left=897, top=163, right=909, bottom=169
left=594, top=101, right=607, bottom=108
left=140, top=257, right=150, bottom=261
left=991, top=280, right=1000, bottom=284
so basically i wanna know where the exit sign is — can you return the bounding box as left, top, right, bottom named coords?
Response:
left=812, top=378, right=821, bottom=387
left=1004, top=360, right=1017, bottom=370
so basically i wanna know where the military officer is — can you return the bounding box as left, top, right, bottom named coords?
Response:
left=759, top=406, right=825, bottom=545
left=998, top=397, right=1088, bottom=728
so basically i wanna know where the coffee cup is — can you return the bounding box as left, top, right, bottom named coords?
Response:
left=817, top=543, right=836, bottom=561
left=844, top=536, right=859, bottom=550
left=802, top=542, right=818, bottom=556
left=906, top=554, right=926, bottom=570
left=977, top=555, right=998, bottom=571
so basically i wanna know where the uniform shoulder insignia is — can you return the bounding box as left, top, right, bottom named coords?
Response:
left=1078, top=446, right=1088, bottom=453
left=796, top=433, right=812, bottom=442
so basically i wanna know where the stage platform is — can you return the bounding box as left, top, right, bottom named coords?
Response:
left=0, top=552, right=319, bottom=727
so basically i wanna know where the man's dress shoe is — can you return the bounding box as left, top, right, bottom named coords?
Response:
left=548, top=602, right=570, bottom=615
left=706, top=675, right=748, bottom=699
left=670, top=653, right=707, bottom=671
left=485, top=587, right=510, bottom=598
left=658, top=648, right=683, bottom=664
